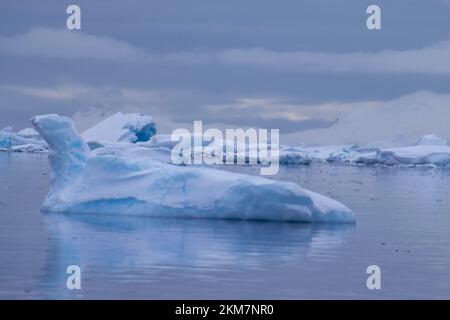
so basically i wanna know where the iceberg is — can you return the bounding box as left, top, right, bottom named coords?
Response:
left=17, top=127, right=41, bottom=139
left=31, top=114, right=355, bottom=223
left=0, top=126, right=47, bottom=153
left=356, top=145, right=450, bottom=167
left=356, top=134, right=450, bottom=167
left=145, top=136, right=311, bottom=166
left=279, top=147, right=311, bottom=165
left=303, top=144, right=362, bottom=163
left=81, top=112, right=156, bottom=145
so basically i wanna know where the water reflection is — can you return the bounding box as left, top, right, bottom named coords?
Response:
left=36, top=213, right=354, bottom=298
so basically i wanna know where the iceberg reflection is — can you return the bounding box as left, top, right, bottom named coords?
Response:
left=36, top=213, right=354, bottom=298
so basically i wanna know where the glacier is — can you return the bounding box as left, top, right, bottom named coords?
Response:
left=31, top=114, right=355, bottom=223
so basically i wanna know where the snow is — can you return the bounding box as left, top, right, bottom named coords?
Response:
left=17, top=127, right=41, bottom=139
left=278, top=135, right=450, bottom=167
left=144, top=134, right=179, bottom=149
left=302, top=144, right=360, bottom=163
left=97, top=130, right=450, bottom=169
left=81, top=112, right=156, bottom=144
left=356, top=145, right=450, bottom=167
left=354, top=134, right=450, bottom=167
left=279, top=147, right=311, bottom=165
left=31, top=114, right=355, bottom=223
left=3, top=112, right=450, bottom=171
left=0, top=126, right=47, bottom=153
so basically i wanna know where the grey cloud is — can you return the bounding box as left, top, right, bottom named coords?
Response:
left=0, top=27, right=147, bottom=62
left=2, top=28, right=450, bottom=75
left=219, top=42, right=450, bottom=75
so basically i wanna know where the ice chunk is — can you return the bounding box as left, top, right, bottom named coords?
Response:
left=17, top=127, right=41, bottom=139
left=279, top=147, right=311, bottom=165
left=81, top=112, right=156, bottom=144
left=0, top=127, right=47, bottom=153
left=356, top=145, right=450, bottom=167
left=31, top=114, right=91, bottom=192
left=297, top=144, right=366, bottom=163
left=32, top=114, right=355, bottom=223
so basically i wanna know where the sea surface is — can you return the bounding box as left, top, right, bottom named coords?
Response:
left=0, top=152, right=449, bottom=299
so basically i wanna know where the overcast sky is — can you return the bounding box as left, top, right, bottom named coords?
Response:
left=1, top=0, right=450, bottom=143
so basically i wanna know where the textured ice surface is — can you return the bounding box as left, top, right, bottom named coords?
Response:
left=31, top=114, right=355, bottom=223
left=356, top=145, right=450, bottom=167
left=356, top=134, right=450, bottom=167
left=5, top=113, right=450, bottom=171
left=0, top=126, right=47, bottom=153
left=82, top=112, right=156, bottom=144
left=279, top=147, right=311, bottom=165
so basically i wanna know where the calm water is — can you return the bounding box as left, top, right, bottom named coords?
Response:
left=0, top=152, right=449, bottom=299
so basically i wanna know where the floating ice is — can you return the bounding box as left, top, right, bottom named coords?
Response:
left=0, top=126, right=47, bottom=153
left=279, top=147, right=311, bottom=165
left=17, top=127, right=41, bottom=139
left=356, top=135, right=450, bottom=167
left=82, top=112, right=156, bottom=145
left=31, top=114, right=355, bottom=223
left=356, top=145, right=450, bottom=167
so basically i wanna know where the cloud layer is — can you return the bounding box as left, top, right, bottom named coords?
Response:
left=0, top=28, right=146, bottom=62
left=2, top=28, right=450, bottom=75
left=219, top=42, right=450, bottom=75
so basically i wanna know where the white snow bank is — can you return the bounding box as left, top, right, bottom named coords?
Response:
left=31, top=114, right=355, bottom=223
left=81, top=112, right=156, bottom=144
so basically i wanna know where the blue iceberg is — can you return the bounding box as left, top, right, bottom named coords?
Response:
left=31, top=114, right=355, bottom=223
